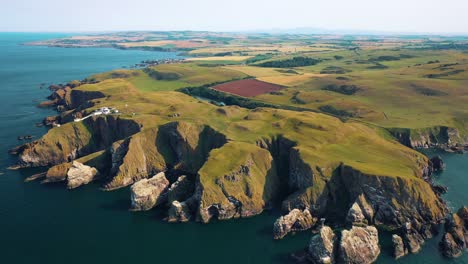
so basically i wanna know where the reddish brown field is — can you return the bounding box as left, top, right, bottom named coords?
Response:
left=213, top=79, right=283, bottom=97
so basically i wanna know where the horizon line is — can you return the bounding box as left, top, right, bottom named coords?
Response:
left=1, top=28, right=468, bottom=37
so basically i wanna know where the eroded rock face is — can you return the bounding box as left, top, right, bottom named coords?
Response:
left=167, top=175, right=195, bottom=205
left=401, top=222, right=425, bottom=254
left=167, top=200, right=192, bottom=223
left=323, top=165, right=447, bottom=232
left=392, top=234, right=407, bottom=259
left=196, top=142, right=279, bottom=223
left=439, top=206, right=467, bottom=258
left=66, top=161, right=99, bottom=189
left=346, top=202, right=367, bottom=226
left=130, top=172, right=169, bottom=211
left=430, top=156, right=445, bottom=172
left=273, top=209, right=316, bottom=239
left=307, top=225, right=336, bottom=264
left=339, top=226, right=380, bottom=264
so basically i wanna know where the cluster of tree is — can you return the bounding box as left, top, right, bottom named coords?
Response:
left=318, top=105, right=355, bottom=118
left=320, top=66, right=350, bottom=74
left=424, top=69, right=464, bottom=79
left=411, top=85, right=448, bottom=96
left=257, top=56, right=321, bottom=68
left=214, top=52, right=233, bottom=57
left=290, top=92, right=306, bottom=104
left=367, top=63, right=388, bottom=70
left=143, top=68, right=181, bottom=81
left=246, top=54, right=274, bottom=64
left=322, top=84, right=360, bottom=95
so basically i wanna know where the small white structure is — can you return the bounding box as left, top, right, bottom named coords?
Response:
left=74, top=107, right=119, bottom=122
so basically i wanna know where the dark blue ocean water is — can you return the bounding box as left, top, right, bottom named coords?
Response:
left=0, top=33, right=466, bottom=264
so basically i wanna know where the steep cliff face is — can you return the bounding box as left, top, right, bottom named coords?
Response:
left=15, top=115, right=140, bottom=167
left=196, top=142, right=280, bottom=223
left=104, top=128, right=167, bottom=190
left=157, top=121, right=228, bottom=173
left=65, top=89, right=105, bottom=109
left=390, top=126, right=468, bottom=151
left=319, top=165, right=447, bottom=230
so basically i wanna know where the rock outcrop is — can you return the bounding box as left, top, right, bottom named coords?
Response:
left=339, top=226, right=381, bottom=264
left=196, top=142, right=280, bottom=223
left=320, top=165, right=447, bottom=233
left=430, top=156, right=445, bottom=172
left=439, top=206, right=467, bottom=258
left=66, top=161, right=99, bottom=189
left=401, top=222, right=425, bottom=254
left=392, top=234, right=407, bottom=259
left=346, top=202, right=367, bottom=226
left=167, top=200, right=192, bottom=223
left=390, top=126, right=468, bottom=152
left=307, top=225, right=336, bottom=264
left=273, top=209, right=316, bottom=239
left=130, top=172, right=169, bottom=211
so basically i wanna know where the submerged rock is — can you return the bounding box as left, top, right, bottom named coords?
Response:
left=66, top=161, right=99, bottom=189
left=273, top=209, right=316, bottom=239
left=439, top=206, right=467, bottom=258
left=392, top=234, right=408, bottom=259
left=339, top=225, right=380, bottom=264
left=307, top=225, right=336, bottom=264
left=130, top=172, right=169, bottom=211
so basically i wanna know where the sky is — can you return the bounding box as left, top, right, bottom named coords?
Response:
left=1, top=0, right=467, bottom=34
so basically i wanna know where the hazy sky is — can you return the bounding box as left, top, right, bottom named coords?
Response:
left=1, top=0, right=467, bottom=34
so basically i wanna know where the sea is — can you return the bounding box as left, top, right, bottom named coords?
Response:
left=0, top=33, right=466, bottom=264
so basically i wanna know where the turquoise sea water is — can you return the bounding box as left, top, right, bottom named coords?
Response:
left=0, top=33, right=466, bottom=264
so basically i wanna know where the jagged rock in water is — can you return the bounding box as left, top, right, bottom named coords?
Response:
left=401, top=222, right=425, bottom=254
left=167, top=200, right=192, bottom=223
left=392, top=234, right=407, bottom=259
left=273, top=209, right=316, bottom=239
left=439, top=206, right=467, bottom=258
left=339, top=226, right=380, bottom=264
left=130, top=172, right=169, bottom=211
left=457, top=206, right=468, bottom=226
left=167, top=175, right=194, bottom=205
left=346, top=202, right=367, bottom=226
left=307, top=225, right=336, bottom=264
left=430, top=156, right=445, bottom=172
left=66, top=161, right=99, bottom=189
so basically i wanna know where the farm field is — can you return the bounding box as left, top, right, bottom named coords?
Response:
left=212, top=79, right=284, bottom=97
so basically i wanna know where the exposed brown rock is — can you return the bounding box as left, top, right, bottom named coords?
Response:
left=439, top=206, right=467, bottom=258
left=392, top=234, right=407, bottom=259
left=167, top=200, right=192, bottom=223
left=339, top=225, right=380, bottom=264
left=130, top=172, right=169, bottom=211
left=273, top=209, right=316, bottom=239
left=307, top=225, right=336, bottom=264
left=66, top=161, right=99, bottom=189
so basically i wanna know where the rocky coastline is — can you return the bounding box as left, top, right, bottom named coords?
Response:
left=7, top=77, right=467, bottom=264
